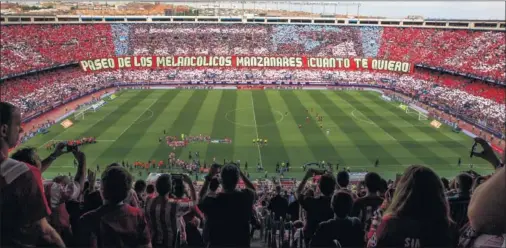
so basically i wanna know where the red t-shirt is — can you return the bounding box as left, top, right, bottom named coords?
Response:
left=79, top=203, right=151, bottom=248
left=0, top=158, right=51, bottom=247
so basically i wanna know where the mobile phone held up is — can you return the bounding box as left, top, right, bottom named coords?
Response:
left=470, top=142, right=478, bottom=158
left=66, top=144, right=79, bottom=153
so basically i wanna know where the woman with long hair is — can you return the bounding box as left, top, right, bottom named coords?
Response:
left=367, top=165, right=458, bottom=248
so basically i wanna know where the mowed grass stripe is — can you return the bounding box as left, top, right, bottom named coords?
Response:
left=146, top=91, right=196, bottom=163
left=176, top=91, right=223, bottom=165
left=253, top=91, right=290, bottom=167
left=265, top=91, right=316, bottom=169
left=206, top=91, right=237, bottom=163
left=120, top=90, right=181, bottom=163
left=340, top=92, right=448, bottom=166
left=80, top=90, right=151, bottom=138
left=355, top=93, right=460, bottom=163
left=93, top=91, right=177, bottom=166
left=32, top=91, right=135, bottom=154
left=45, top=91, right=152, bottom=169
left=280, top=91, right=341, bottom=164
left=234, top=91, right=261, bottom=167
left=327, top=91, right=424, bottom=166
left=364, top=92, right=472, bottom=156
left=294, top=91, right=356, bottom=164
left=315, top=91, right=399, bottom=165
left=148, top=90, right=209, bottom=163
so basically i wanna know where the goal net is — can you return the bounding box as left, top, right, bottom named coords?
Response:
left=73, top=100, right=106, bottom=120
left=74, top=110, right=87, bottom=120
left=418, top=112, right=428, bottom=121
left=402, top=104, right=428, bottom=121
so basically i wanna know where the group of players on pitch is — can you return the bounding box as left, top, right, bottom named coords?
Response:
left=296, top=108, right=329, bottom=135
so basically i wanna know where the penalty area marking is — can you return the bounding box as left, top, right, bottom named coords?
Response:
left=117, top=100, right=157, bottom=138
left=137, top=109, right=154, bottom=124
left=37, top=104, right=122, bottom=149
left=225, top=108, right=285, bottom=127
left=351, top=109, right=397, bottom=141
left=351, top=109, right=374, bottom=125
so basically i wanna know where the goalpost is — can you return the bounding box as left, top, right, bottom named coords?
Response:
left=74, top=100, right=106, bottom=120
left=401, top=104, right=428, bottom=121
left=74, top=111, right=86, bottom=120
left=74, top=105, right=96, bottom=120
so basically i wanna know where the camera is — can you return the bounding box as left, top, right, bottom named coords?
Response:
left=171, top=173, right=185, bottom=198
left=66, top=144, right=78, bottom=152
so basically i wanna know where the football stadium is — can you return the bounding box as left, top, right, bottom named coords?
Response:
left=1, top=1, right=505, bottom=248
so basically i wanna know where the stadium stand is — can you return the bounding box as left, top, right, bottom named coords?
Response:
left=1, top=24, right=505, bottom=81
left=0, top=24, right=115, bottom=76
left=2, top=67, right=504, bottom=137
left=1, top=20, right=506, bottom=248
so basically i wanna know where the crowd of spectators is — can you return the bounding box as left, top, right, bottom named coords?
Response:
left=0, top=67, right=113, bottom=116
left=2, top=101, right=506, bottom=248
left=2, top=65, right=504, bottom=136
left=2, top=24, right=505, bottom=81
left=1, top=24, right=115, bottom=76
left=2, top=23, right=504, bottom=135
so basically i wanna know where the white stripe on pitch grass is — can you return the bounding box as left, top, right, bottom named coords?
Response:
left=37, top=104, right=123, bottom=149
left=116, top=100, right=157, bottom=138
left=250, top=93, right=264, bottom=166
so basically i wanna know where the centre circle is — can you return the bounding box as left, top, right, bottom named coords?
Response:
left=225, top=108, right=285, bottom=127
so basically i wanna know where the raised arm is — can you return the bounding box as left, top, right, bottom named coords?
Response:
left=199, top=165, right=219, bottom=203
left=183, top=174, right=197, bottom=204
left=72, top=150, right=87, bottom=189
left=472, top=137, right=503, bottom=169
left=296, top=168, right=315, bottom=199
left=35, top=218, right=66, bottom=248
left=41, top=143, right=66, bottom=173
left=240, top=169, right=256, bottom=191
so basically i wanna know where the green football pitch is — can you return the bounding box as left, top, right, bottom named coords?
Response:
left=21, top=89, right=494, bottom=180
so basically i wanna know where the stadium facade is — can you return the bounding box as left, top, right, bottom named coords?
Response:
left=1, top=14, right=505, bottom=31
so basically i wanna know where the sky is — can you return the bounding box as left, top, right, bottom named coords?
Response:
left=9, top=1, right=506, bottom=20
left=354, top=1, right=506, bottom=20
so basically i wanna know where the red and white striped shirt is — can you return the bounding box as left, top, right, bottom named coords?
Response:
left=145, top=196, right=193, bottom=247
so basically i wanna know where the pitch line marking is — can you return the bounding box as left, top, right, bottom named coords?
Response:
left=37, top=104, right=122, bottom=149
left=350, top=108, right=397, bottom=141
left=117, top=100, right=157, bottom=138
left=138, top=109, right=154, bottom=124
left=250, top=93, right=264, bottom=166
left=224, top=108, right=285, bottom=127
left=351, top=109, right=374, bottom=125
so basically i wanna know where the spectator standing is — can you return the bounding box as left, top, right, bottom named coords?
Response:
left=207, top=176, right=220, bottom=197
left=198, top=164, right=256, bottom=248
left=296, top=169, right=336, bottom=246
left=337, top=170, right=357, bottom=199
left=287, top=198, right=300, bottom=222
left=367, top=165, right=457, bottom=248
left=268, top=185, right=289, bottom=222
left=351, top=172, right=384, bottom=232
left=310, top=191, right=364, bottom=247
left=146, top=184, right=156, bottom=200
left=448, top=173, right=473, bottom=229
left=78, top=165, right=151, bottom=248
left=145, top=174, right=196, bottom=248
left=134, top=179, right=148, bottom=208
left=0, top=102, right=65, bottom=247
left=12, top=143, right=86, bottom=246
